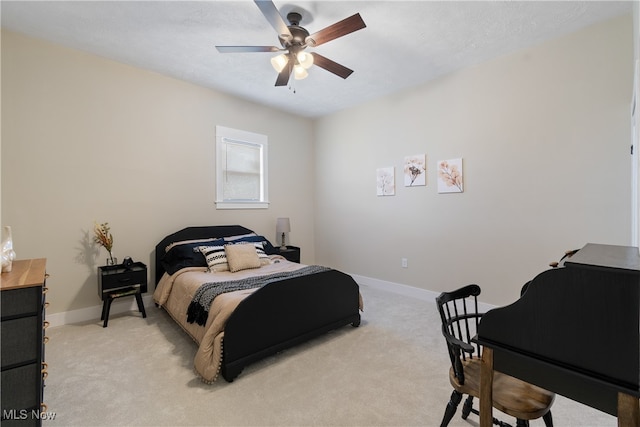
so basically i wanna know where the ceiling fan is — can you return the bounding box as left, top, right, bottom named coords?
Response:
left=216, top=0, right=366, bottom=87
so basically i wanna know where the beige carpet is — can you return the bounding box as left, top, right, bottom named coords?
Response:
left=43, top=284, right=617, bottom=426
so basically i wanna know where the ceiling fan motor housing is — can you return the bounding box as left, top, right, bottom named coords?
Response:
left=279, top=12, right=309, bottom=53
left=287, top=12, right=302, bottom=26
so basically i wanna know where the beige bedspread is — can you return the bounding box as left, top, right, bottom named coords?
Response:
left=153, top=255, right=307, bottom=383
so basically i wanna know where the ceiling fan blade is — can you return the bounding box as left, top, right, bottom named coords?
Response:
left=216, top=46, right=281, bottom=53
left=311, top=53, right=354, bottom=79
left=254, top=0, right=293, bottom=41
left=305, top=13, right=366, bottom=47
left=275, top=58, right=293, bottom=86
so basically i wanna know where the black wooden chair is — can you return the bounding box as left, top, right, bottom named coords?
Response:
left=436, top=284, right=555, bottom=427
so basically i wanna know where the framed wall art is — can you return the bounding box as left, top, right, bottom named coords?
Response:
left=376, top=167, right=395, bottom=196
left=404, top=154, right=426, bottom=187
left=437, top=158, right=463, bottom=193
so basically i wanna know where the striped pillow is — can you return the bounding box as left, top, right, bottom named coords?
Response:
left=198, top=245, right=229, bottom=272
left=251, top=242, right=270, bottom=261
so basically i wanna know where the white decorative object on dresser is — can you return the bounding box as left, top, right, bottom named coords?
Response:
left=1, top=226, right=16, bottom=273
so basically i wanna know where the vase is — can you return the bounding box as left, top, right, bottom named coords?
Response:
left=106, top=257, right=118, bottom=266
left=1, top=226, right=16, bottom=273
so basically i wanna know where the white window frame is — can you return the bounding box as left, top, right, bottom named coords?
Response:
left=215, top=125, right=269, bottom=209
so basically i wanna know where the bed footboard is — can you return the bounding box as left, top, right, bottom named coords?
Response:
left=221, top=269, right=360, bottom=382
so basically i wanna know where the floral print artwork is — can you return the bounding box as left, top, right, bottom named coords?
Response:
left=404, top=154, right=426, bottom=187
left=376, top=167, right=395, bottom=196
left=437, top=158, right=463, bottom=193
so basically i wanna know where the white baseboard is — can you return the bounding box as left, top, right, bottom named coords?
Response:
left=351, top=274, right=440, bottom=302
left=351, top=273, right=496, bottom=312
left=47, top=294, right=155, bottom=328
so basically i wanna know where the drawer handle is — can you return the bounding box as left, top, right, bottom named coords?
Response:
left=118, top=278, right=132, bottom=283
left=44, top=301, right=50, bottom=309
left=42, top=369, right=48, bottom=379
left=42, top=362, right=48, bottom=369
left=43, top=336, right=50, bottom=344
left=45, top=273, right=50, bottom=278
left=41, top=403, right=47, bottom=412
left=43, top=321, right=50, bottom=329
left=42, top=287, right=49, bottom=295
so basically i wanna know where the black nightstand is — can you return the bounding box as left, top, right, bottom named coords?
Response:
left=97, top=262, right=147, bottom=327
left=277, top=246, right=300, bottom=263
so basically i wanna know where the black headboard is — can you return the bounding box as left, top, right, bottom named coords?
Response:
left=154, top=225, right=254, bottom=285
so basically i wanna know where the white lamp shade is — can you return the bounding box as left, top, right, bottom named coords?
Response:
left=270, top=54, right=288, bottom=73
left=276, top=217, right=291, bottom=233
left=293, top=65, right=308, bottom=80
left=297, top=52, right=314, bottom=69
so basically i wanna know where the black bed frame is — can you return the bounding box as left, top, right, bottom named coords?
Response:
left=154, top=225, right=361, bottom=382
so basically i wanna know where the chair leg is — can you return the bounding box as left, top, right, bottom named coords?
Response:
left=439, top=390, right=463, bottom=427
left=461, top=395, right=474, bottom=419
left=446, top=392, right=516, bottom=427
left=542, top=410, right=553, bottom=427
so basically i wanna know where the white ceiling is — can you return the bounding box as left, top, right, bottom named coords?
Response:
left=1, top=1, right=633, bottom=118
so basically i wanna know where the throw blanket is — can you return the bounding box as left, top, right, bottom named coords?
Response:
left=186, top=265, right=331, bottom=326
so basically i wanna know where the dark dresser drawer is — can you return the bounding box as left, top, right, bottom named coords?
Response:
left=1, top=415, right=40, bottom=427
left=1, top=316, right=39, bottom=367
left=1, top=363, right=39, bottom=410
left=1, top=287, right=41, bottom=318
left=1, top=361, right=41, bottom=426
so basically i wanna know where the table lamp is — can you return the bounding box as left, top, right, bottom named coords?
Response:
left=276, top=218, right=290, bottom=250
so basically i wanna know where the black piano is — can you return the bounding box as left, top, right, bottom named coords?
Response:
left=476, top=243, right=640, bottom=427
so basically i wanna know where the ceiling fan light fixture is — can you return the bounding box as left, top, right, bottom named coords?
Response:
left=270, top=54, right=288, bottom=73
left=293, top=65, right=308, bottom=80
left=216, top=1, right=367, bottom=87
left=297, top=51, right=314, bottom=69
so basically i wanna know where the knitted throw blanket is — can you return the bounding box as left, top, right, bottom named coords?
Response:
left=186, top=265, right=331, bottom=326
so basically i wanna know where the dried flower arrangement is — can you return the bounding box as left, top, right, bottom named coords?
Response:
left=94, top=222, right=115, bottom=264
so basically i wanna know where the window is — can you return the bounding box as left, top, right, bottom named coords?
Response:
left=215, top=125, right=269, bottom=209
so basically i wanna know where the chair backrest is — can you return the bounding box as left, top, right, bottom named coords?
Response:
left=436, top=284, right=483, bottom=385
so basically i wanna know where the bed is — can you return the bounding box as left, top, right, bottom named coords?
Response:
left=152, top=225, right=362, bottom=383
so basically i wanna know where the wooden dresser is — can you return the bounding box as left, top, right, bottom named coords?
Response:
left=1, top=259, right=48, bottom=426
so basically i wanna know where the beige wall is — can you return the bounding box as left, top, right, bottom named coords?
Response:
left=1, top=30, right=316, bottom=313
left=1, top=13, right=635, bottom=314
left=314, top=15, right=634, bottom=306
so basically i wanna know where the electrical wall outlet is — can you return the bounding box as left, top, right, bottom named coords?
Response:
left=401, top=258, right=408, bottom=268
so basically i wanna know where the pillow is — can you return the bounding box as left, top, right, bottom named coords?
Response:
left=165, top=237, right=222, bottom=253
left=225, top=243, right=261, bottom=273
left=223, top=233, right=258, bottom=243
left=162, top=240, right=223, bottom=275
left=198, top=244, right=230, bottom=272
left=227, top=240, right=271, bottom=260
left=224, top=234, right=278, bottom=255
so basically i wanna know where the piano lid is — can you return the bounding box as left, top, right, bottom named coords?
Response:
left=563, top=243, right=640, bottom=272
